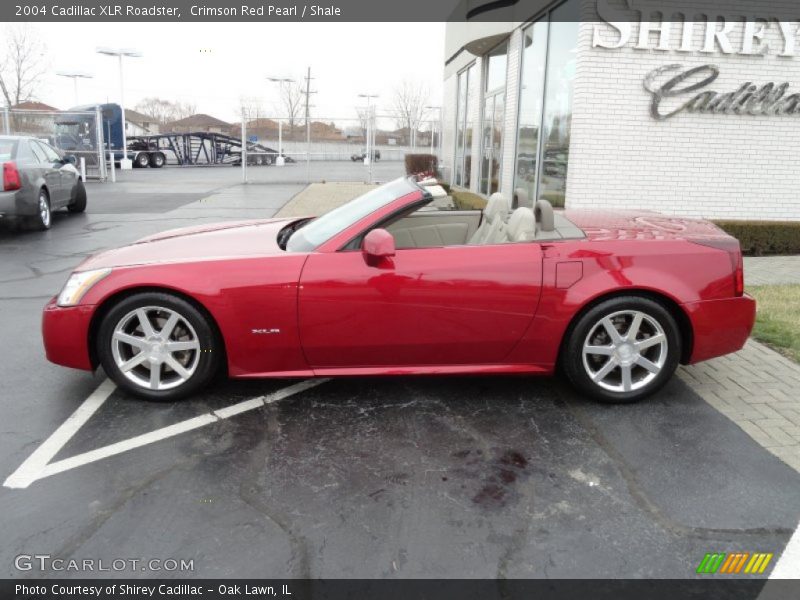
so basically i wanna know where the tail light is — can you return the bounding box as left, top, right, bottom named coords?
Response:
left=3, top=161, right=21, bottom=191
left=733, top=249, right=744, bottom=297
left=692, top=237, right=744, bottom=297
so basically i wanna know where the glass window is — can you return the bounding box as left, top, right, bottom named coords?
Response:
left=0, top=139, right=18, bottom=161
left=38, top=142, right=62, bottom=163
left=513, top=0, right=579, bottom=208
left=453, top=64, right=476, bottom=189
left=480, top=41, right=507, bottom=196
left=29, top=141, right=48, bottom=163
left=485, top=41, right=508, bottom=93
left=286, top=178, right=420, bottom=252
left=513, top=19, right=548, bottom=208
left=463, top=64, right=476, bottom=188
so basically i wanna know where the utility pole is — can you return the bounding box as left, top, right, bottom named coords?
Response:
left=301, top=66, right=316, bottom=184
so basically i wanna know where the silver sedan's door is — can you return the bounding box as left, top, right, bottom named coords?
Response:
left=28, top=141, right=63, bottom=205
left=36, top=141, right=72, bottom=207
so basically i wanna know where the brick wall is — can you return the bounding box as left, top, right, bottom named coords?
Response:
left=568, top=5, right=800, bottom=221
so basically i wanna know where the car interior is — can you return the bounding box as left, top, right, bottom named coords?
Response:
left=384, top=189, right=585, bottom=250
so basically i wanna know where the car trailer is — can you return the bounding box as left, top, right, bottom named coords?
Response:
left=126, top=132, right=294, bottom=168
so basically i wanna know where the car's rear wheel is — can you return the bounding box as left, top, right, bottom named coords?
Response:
left=97, top=293, right=221, bottom=401
left=29, top=188, right=51, bottom=230
left=68, top=180, right=87, bottom=213
left=561, top=296, right=680, bottom=403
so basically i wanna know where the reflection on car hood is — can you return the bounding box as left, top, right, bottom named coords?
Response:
left=77, top=218, right=296, bottom=270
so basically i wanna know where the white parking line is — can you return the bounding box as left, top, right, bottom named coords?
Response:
left=3, top=378, right=327, bottom=489
left=768, top=520, right=800, bottom=579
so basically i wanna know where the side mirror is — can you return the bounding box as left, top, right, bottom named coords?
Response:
left=362, top=228, right=396, bottom=264
left=63, top=155, right=77, bottom=165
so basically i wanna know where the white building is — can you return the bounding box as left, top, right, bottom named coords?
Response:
left=442, top=0, right=800, bottom=221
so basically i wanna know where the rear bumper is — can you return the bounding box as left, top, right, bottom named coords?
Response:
left=0, top=189, right=35, bottom=218
left=684, top=294, right=756, bottom=364
left=42, top=297, right=95, bottom=371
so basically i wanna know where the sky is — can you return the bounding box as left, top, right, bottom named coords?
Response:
left=27, top=22, right=446, bottom=124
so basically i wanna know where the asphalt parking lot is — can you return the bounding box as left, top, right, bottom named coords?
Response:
left=1, top=165, right=799, bottom=580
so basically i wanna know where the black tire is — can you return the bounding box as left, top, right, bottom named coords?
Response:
left=134, top=153, right=150, bottom=168
left=97, top=292, right=222, bottom=401
left=28, top=188, right=52, bottom=231
left=149, top=152, right=166, bottom=168
left=561, top=296, right=681, bottom=404
left=68, top=179, right=87, bottom=213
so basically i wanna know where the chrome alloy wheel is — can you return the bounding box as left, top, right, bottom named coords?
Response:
left=39, top=192, right=51, bottom=228
left=110, top=306, right=201, bottom=391
left=581, top=310, right=668, bottom=393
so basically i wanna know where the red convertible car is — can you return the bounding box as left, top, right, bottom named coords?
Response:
left=42, top=176, right=755, bottom=403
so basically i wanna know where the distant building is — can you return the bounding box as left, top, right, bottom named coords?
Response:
left=165, top=113, right=232, bottom=134
left=124, top=108, right=160, bottom=136
left=12, top=101, right=60, bottom=112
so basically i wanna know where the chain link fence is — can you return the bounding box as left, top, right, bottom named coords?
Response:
left=2, top=108, right=107, bottom=180
left=239, top=114, right=441, bottom=184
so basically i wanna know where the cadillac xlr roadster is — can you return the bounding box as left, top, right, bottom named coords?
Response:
left=42, top=176, right=755, bottom=403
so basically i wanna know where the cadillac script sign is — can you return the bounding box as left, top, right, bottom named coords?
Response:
left=643, top=64, right=800, bottom=119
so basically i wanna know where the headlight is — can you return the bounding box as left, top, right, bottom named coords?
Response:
left=57, top=268, right=112, bottom=307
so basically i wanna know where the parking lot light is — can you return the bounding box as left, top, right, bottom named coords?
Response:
left=267, top=76, right=295, bottom=166
left=56, top=71, right=93, bottom=106
left=96, top=47, right=142, bottom=170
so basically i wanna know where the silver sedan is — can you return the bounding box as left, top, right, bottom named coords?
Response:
left=0, top=135, right=87, bottom=230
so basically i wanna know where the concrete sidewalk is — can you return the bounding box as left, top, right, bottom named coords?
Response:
left=745, top=256, right=800, bottom=286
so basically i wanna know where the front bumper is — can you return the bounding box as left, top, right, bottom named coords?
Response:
left=684, top=294, right=757, bottom=364
left=42, top=297, right=95, bottom=371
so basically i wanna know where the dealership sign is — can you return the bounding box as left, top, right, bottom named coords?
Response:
left=592, top=0, right=800, bottom=57
left=643, top=64, right=800, bottom=119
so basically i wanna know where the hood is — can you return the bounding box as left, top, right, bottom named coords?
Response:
left=77, top=218, right=297, bottom=271
left=564, top=209, right=731, bottom=243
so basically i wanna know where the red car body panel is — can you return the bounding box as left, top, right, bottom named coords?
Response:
left=41, top=181, right=756, bottom=382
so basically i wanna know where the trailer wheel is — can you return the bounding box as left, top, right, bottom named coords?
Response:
left=134, top=153, right=150, bottom=168
left=149, top=152, right=166, bottom=168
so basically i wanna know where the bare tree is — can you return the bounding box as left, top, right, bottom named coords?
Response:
left=274, top=81, right=303, bottom=133
left=135, top=97, right=197, bottom=124
left=0, top=25, right=48, bottom=108
left=391, top=79, right=429, bottom=147
left=355, top=106, right=371, bottom=142
left=237, top=95, right=264, bottom=122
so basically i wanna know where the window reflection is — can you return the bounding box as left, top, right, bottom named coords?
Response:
left=513, top=0, right=578, bottom=208
left=480, top=40, right=507, bottom=196
left=454, top=63, right=476, bottom=188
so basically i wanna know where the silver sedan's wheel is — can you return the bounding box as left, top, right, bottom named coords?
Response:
left=31, top=190, right=52, bottom=230
left=581, top=310, right=668, bottom=393
left=561, top=296, right=681, bottom=404
left=98, top=293, right=221, bottom=401
left=111, top=306, right=201, bottom=391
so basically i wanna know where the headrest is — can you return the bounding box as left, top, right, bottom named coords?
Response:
left=508, top=207, right=535, bottom=240
left=485, top=193, right=509, bottom=220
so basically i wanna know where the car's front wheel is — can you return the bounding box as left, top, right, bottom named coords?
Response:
left=562, top=296, right=680, bottom=403
left=97, top=293, right=221, bottom=401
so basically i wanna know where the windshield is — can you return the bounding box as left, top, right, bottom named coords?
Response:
left=286, top=177, right=421, bottom=252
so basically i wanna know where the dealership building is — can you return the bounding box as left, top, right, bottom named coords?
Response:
left=442, top=0, right=800, bottom=221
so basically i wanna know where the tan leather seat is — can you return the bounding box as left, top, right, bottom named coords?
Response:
left=506, top=207, right=536, bottom=242
left=468, top=193, right=509, bottom=245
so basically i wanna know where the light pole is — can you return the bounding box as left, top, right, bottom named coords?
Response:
left=96, top=47, right=141, bottom=170
left=425, top=106, right=442, bottom=158
left=267, top=76, right=295, bottom=166
left=56, top=71, right=93, bottom=106
left=357, top=93, right=378, bottom=168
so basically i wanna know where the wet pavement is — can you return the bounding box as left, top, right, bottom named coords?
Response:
left=1, top=167, right=798, bottom=580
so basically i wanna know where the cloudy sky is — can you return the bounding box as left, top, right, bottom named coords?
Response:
left=27, top=22, right=445, bottom=124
